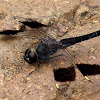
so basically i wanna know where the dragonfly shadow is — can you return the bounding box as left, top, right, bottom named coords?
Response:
left=14, top=16, right=47, bottom=28
left=0, top=30, right=23, bottom=35
left=20, top=21, right=46, bottom=28
left=53, top=67, right=76, bottom=82
left=53, top=64, right=100, bottom=82
left=76, top=64, right=100, bottom=76
left=0, top=17, right=47, bottom=35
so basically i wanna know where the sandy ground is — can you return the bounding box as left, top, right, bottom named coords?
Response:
left=0, top=0, right=100, bottom=100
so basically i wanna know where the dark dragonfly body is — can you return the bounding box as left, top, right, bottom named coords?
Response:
left=24, top=30, right=100, bottom=64
left=24, top=38, right=61, bottom=63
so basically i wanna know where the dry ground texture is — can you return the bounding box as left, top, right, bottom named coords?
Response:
left=0, top=0, right=100, bottom=100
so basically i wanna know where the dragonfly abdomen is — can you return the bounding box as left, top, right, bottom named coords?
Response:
left=60, top=30, right=100, bottom=48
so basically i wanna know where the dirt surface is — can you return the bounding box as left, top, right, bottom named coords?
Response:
left=0, top=0, right=100, bottom=100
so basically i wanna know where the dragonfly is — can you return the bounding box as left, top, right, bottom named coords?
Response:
left=24, top=30, right=100, bottom=80
left=0, top=16, right=100, bottom=83
left=24, top=30, right=100, bottom=63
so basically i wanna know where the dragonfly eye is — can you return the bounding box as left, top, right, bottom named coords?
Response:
left=24, top=49, right=37, bottom=63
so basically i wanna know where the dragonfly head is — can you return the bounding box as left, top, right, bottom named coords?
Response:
left=24, top=48, right=37, bottom=64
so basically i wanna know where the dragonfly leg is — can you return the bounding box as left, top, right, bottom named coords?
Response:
left=27, top=63, right=40, bottom=77
left=50, top=54, right=64, bottom=59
